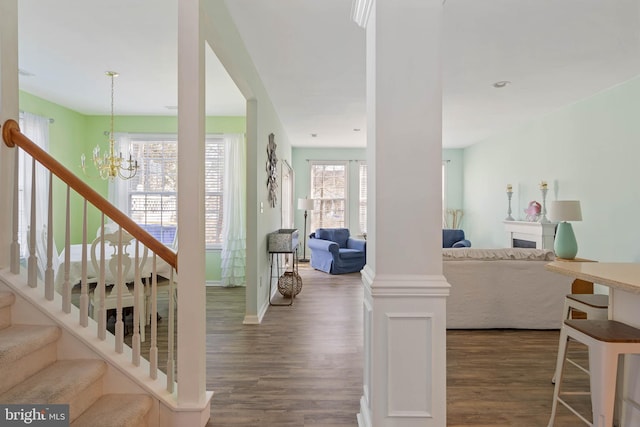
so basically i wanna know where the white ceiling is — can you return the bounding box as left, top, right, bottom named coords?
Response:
left=16, top=0, right=640, bottom=149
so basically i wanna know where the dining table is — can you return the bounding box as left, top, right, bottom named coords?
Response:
left=54, top=242, right=172, bottom=293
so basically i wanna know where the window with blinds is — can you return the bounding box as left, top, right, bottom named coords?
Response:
left=309, top=162, right=348, bottom=230
left=128, top=135, right=225, bottom=247
left=359, top=162, right=367, bottom=234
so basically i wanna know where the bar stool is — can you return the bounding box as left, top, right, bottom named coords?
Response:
left=564, top=294, right=609, bottom=321
left=548, top=319, right=640, bottom=427
left=552, top=294, right=609, bottom=384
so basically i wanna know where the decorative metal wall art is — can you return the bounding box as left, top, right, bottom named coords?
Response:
left=266, top=133, right=278, bottom=207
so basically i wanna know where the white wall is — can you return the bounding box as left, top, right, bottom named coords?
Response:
left=463, top=75, right=640, bottom=263
left=203, top=1, right=292, bottom=321
left=443, top=148, right=464, bottom=228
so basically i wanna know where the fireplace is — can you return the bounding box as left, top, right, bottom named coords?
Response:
left=504, top=221, right=556, bottom=250
left=513, top=238, right=536, bottom=248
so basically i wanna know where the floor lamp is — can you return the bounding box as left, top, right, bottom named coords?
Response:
left=298, top=198, right=314, bottom=262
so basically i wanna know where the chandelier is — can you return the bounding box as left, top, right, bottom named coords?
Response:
left=81, top=71, right=138, bottom=180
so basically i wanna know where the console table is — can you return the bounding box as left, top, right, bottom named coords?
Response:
left=267, top=229, right=301, bottom=307
left=268, top=248, right=300, bottom=306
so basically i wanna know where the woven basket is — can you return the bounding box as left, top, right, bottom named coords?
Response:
left=278, top=271, right=303, bottom=297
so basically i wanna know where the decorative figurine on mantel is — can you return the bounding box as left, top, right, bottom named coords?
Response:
left=524, top=201, right=541, bottom=222
left=538, top=180, right=550, bottom=223
left=505, top=184, right=514, bottom=221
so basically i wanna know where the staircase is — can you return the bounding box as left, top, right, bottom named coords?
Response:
left=0, top=291, right=153, bottom=426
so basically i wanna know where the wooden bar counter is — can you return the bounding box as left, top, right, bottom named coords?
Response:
left=546, top=261, right=640, bottom=425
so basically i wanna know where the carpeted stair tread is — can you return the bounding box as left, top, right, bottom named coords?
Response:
left=0, top=292, right=15, bottom=309
left=0, top=292, right=14, bottom=331
left=71, top=394, right=152, bottom=427
left=0, top=359, right=106, bottom=404
left=0, top=324, right=60, bottom=364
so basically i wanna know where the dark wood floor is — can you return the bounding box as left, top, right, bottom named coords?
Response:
left=112, top=265, right=592, bottom=426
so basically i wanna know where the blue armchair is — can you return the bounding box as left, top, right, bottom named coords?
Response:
left=443, top=229, right=471, bottom=248
left=308, top=228, right=366, bottom=274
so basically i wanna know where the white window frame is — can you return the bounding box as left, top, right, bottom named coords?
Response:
left=358, top=161, right=367, bottom=235
left=113, top=133, right=225, bottom=249
left=309, top=160, right=349, bottom=231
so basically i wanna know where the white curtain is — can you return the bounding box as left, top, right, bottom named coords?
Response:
left=220, top=133, right=246, bottom=286
left=21, top=112, right=57, bottom=278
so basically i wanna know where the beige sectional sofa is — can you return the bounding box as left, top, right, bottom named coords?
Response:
left=443, top=248, right=573, bottom=329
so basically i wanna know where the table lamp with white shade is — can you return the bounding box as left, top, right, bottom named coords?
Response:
left=548, top=200, right=582, bottom=259
left=297, top=198, right=315, bottom=262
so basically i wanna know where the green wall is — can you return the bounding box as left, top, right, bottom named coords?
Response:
left=19, top=92, right=90, bottom=247
left=462, top=75, right=640, bottom=263
left=19, top=91, right=245, bottom=282
left=443, top=148, right=464, bottom=227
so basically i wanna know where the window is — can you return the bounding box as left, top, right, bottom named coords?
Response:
left=359, top=162, right=367, bottom=234
left=128, top=138, right=178, bottom=245
left=309, top=162, right=347, bottom=230
left=125, top=135, right=225, bottom=247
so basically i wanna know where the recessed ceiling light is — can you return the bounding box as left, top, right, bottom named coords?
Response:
left=492, top=80, right=511, bottom=89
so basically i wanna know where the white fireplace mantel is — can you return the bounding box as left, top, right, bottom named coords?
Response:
left=504, top=220, right=557, bottom=250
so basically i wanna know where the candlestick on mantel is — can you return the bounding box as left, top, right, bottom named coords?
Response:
left=539, top=182, right=550, bottom=223
left=505, top=184, right=514, bottom=221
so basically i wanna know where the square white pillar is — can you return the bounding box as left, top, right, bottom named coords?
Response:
left=357, top=1, right=449, bottom=426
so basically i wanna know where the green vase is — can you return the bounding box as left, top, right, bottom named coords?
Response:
left=554, top=222, right=578, bottom=259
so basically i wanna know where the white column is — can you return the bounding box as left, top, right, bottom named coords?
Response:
left=177, top=0, right=209, bottom=414
left=358, top=1, right=448, bottom=427
left=0, top=0, right=19, bottom=270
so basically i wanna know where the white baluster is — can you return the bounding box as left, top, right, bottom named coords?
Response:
left=44, top=171, right=54, bottom=300
left=79, top=200, right=88, bottom=327
left=139, top=244, right=146, bottom=345
left=132, top=240, right=141, bottom=366
left=10, top=149, right=20, bottom=274
left=115, top=226, right=124, bottom=353
left=27, top=158, right=37, bottom=287
left=62, top=186, right=71, bottom=314
left=97, top=214, right=106, bottom=340
left=150, top=254, right=158, bottom=379
left=167, top=268, right=176, bottom=393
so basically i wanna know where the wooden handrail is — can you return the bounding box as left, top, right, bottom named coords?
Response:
left=2, top=119, right=177, bottom=271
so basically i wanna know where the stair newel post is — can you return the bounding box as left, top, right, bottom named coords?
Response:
left=115, top=226, right=124, bottom=353
left=79, top=199, right=89, bottom=327
left=132, top=239, right=141, bottom=366
left=10, top=148, right=20, bottom=274
left=62, top=185, right=71, bottom=313
left=149, top=255, right=158, bottom=379
left=28, top=158, right=37, bottom=287
left=166, top=267, right=176, bottom=392
left=44, top=171, right=54, bottom=300
left=97, top=213, right=106, bottom=340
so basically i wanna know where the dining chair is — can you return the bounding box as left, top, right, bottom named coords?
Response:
left=88, top=229, right=149, bottom=339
